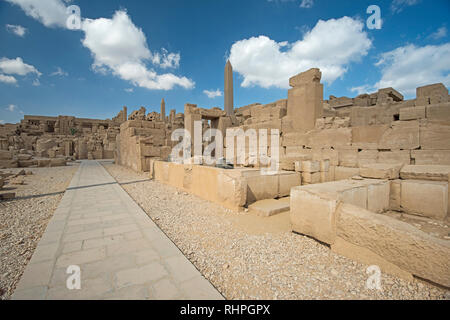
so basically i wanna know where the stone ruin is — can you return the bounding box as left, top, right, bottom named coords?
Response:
left=0, top=107, right=128, bottom=169
left=1, top=64, right=449, bottom=288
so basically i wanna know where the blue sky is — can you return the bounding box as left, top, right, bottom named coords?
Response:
left=0, top=0, right=449, bottom=124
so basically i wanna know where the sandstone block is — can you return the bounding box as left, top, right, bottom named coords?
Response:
left=357, top=150, right=378, bottom=167
left=360, top=163, right=402, bottom=180
left=399, top=106, right=426, bottom=120
left=319, top=149, right=339, bottom=166
left=334, top=166, right=360, bottom=181
left=248, top=199, right=290, bottom=217
left=307, top=128, right=352, bottom=149
left=0, top=160, right=18, bottom=168
left=419, top=121, right=450, bottom=150
left=278, top=172, right=301, bottom=197
left=335, top=203, right=450, bottom=287
left=401, top=180, right=448, bottom=220
left=378, top=150, right=410, bottom=165
left=400, top=165, right=450, bottom=181
left=412, top=150, right=450, bottom=165
left=301, top=160, right=320, bottom=173
left=37, top=159, right=51, bottom=167
left=417, top=83, right=448, bottom=99
left=289, top=68, right=321, bottom=87
left=379, top=121, right=420, bottom=150
left=351, top=125, right=388, bottom=150
left=290, top=187, right=338, bottom=244
left=0, top=150, right=12, bottom=160
left=331, top=237, right=413, bottom=281
left=338, top=148, right=358, bottom=167
left=17, top=154, right=32, bottom=161
left=389, top=180, right=402, bottom=211
left=301, top=172, right=320, bottom=184
left=281, top=132, right=309, bottom=147
left=426, top=103, right=450, bottom=120
left=320, top=159, right=330, bottom=172
left=367, top=181, right=390, bottom=213
left=287, top=84, right=323, bottom=131
left=320, top=171, right=331, bottom=183
left=294, top=161, right=301, bottom=172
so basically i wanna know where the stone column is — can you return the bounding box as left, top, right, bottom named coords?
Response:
left=161, top=99, right=166, bottom=122
left=169, top=109, right=176, bottom=123
left=224, top=60, right=234, bottom=116
left=286, top=68, right=323, bottom=132
left=123, top=106, right=127, bottom=123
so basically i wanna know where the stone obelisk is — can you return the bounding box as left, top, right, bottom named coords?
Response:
left=160, top=98, right=166, bottom=122
left=224, top=60, right=234, bottom=116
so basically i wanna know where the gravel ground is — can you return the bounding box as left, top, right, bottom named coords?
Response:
left=103, top=162, right=449, bottom=300
left=0, top=164, right=79, bottom=300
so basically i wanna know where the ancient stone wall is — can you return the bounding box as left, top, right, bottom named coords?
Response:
left=0, top=107, right=126, bottom=168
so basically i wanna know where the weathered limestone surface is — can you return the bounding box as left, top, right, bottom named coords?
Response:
left=399, top=106, right=426, bottom=121
left=412, top=150, right=450, bottom=165
left=351, top=125, right=388, bottom=149
left=401, top=180, right=448, bottom=220
left=331, top=237, right=413, bottom=281
left=378, top=150, right=411, bottom=165
left=419, top=121, right=450, bottom=150
left=334, top=166, right=359, bottom=181
left=400, top=165, right=450, bottom=181
left=290, top=179, right=390, bottom=244
left=389, top=179, right=402, bottom=211
left=336, top=203, right=450, bottom=287
left=248, top=199, right=290, bottom=217
left=287, top=68, right=323, bottom=132
left=379, top=121, right=420, bottom=150
left=426, top=103, right=450, bottom=120
left=360, top=163, right=402, bottom=180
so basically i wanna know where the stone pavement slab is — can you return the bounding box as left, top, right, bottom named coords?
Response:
left=12, top=160, right=223, bottom=300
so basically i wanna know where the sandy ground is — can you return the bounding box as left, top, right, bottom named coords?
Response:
left=0, top=164, right=79, bottom=299
left=103, top=161, right=449, bottom=300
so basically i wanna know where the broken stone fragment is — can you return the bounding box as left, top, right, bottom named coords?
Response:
left=289, top=68, right=321, bottom=87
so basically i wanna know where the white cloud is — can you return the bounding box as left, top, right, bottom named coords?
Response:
left=367, top=43, right=450, bottom=97
left=152, top=49, right=180, bottom=69
left=5, top=104, right=24, bottom=115
left=5, top=0, right=69, bottom=28
left=429, top=26, right=447, bottom=40
left=350, top=85, right=373, bottom=95
left=391, top=0, right=420, bottom=13
left=9, top=2, right=194, bottom=91
left=124, top=88, right=134, bottom=93
left=229, top=16, right=371, bottom=89
left=300, top=0, right=314, bottom=8
left=50, top=67, right=68, bottom=76
left=81, top=10, right=194, bottom=90
left=6, top=24, right=27, bottom=37
left=6, top=104, right=17, bottom=112
left=0, top=57, right=41, bottom=76
left=0, top=120, right=5, bottom=124
left=203, top=89, right=223, bottom=99
left=32, top=78, right=40, bottom=86
left=0, top=74, right=18, bottom=84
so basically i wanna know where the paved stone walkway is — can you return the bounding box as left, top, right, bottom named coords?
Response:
left=12, top=160, right=223, bottom=300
